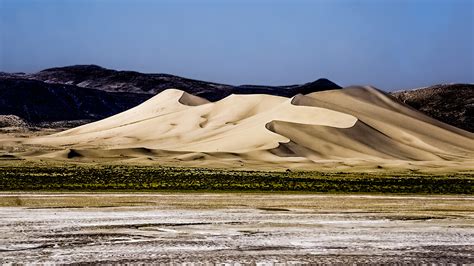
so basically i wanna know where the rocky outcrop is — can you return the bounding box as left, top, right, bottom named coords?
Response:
left=391, top=84, right=473, bottom=132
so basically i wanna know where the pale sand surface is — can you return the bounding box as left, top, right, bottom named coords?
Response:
left=1, top=86, right=473, bottom=171
left=0, top=193, right=472, bottom=264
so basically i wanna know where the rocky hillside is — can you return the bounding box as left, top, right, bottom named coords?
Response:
left=0, top=115, right=29, bottom=128
left=391, top=84, right=473, bottom=133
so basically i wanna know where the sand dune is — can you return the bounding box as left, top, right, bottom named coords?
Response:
left=17, top=86, right=474, bottom=170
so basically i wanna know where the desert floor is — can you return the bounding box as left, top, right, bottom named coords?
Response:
left=1, top=193, right=472, bottom=264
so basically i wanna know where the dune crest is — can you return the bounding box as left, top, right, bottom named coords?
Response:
left=23, top=87, right=474, bottom=169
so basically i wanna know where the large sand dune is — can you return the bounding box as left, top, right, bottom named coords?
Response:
left=16, top=86, right=474, bottom=170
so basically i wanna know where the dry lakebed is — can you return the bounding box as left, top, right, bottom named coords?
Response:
left=0, top=193, right=472, bottom=264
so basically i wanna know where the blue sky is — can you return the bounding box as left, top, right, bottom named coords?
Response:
left=0, top=0, right=473, bottom=90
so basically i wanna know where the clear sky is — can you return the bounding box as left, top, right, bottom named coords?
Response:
left=0, top=0, right=473, bottom=90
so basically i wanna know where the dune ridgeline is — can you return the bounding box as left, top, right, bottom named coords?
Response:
left=20, top=86, right=474, bottom=171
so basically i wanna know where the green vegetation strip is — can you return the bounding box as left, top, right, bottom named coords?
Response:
left=0, top=164, right=473, bottom=194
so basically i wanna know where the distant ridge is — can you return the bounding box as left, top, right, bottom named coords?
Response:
left=30, top=65, right=234, bottom=98
left=27, top=65, right=342, bottom=100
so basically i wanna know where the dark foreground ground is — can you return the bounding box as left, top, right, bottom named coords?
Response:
left=0, top=193, right=473, bottom=264
left=0, top=161, right=473, bottom=194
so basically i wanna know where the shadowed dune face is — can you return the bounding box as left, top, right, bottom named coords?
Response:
left=296, top=87, right=474, bottom=155
left=18, top=86, right=474, bottom=169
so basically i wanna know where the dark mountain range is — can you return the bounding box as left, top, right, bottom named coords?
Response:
left=0, top=65, right=472, bottom=132
left=0, top=77, right=150, bottom=127
left=392, top=84, right=473, bottom=133
left=21, top=65, right=341, bottom=101
left=26, top=65, right=233, bottom=98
